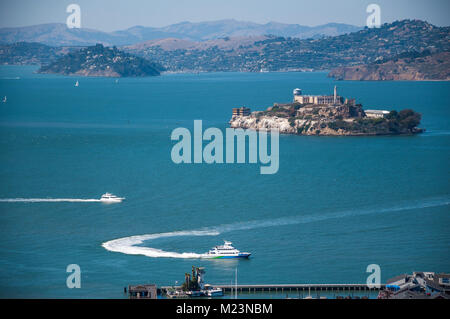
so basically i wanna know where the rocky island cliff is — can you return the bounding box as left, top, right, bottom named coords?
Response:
left=329, top=51, right=450, bottom=81
left=230, top=88, right=423, bottom=136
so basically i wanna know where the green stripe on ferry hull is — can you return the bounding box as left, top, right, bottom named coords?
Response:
left=211, top=256, right=248, bottom=259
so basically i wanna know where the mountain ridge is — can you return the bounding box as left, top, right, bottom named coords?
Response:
left=0, top=20, right=361, bottom=46
left=125, top=19, right=450, bottom=73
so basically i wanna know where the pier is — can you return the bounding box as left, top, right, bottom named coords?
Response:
left=158, top=283, right=384, bottom=295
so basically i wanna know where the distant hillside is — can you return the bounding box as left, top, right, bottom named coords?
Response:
left=0, top=42, right=65, bottom=65
left=126, top=19, right=450, bottom=72
left=0, top=20, right=361, bottom=46
left=329, top=51, right=450, bottom=81
left=126, top=36, right=270, bottom=51
left=38, top=44, right=162, bottom=77
left=138, top=20, right=361, bottom=41
left=0, top=23, right=124, bottom=46
left=2, top=19, right=449, bottom=77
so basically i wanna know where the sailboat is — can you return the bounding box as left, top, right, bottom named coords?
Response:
left=74, top=80, right=79, bottom=87
left=2, top=96, right=6, bottom=103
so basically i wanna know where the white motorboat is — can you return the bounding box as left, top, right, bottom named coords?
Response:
left=100, top=193, right=125, bottom=203
left=204, top=284, right=224, bottom=297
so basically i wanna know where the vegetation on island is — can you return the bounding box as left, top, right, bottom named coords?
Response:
left=327, top=109, right=422, bottom=135
left=38, top=44, right=163, bottom=77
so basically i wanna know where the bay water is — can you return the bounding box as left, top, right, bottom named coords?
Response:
left=0, top=66, right=449, bottom=298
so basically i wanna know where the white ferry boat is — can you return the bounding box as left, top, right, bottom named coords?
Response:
left=100, top=193, right=125, bottom=203
left=203, top=241, right=251, bottom=259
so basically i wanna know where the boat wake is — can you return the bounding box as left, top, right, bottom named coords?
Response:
left=0, top=198, right=102, bottom=203
left=102, top=230, right=217, bottom=259
left=102, top=196, right=450, bottom=259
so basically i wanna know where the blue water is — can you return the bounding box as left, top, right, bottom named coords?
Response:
left=0, top=66, right=449, bottom=298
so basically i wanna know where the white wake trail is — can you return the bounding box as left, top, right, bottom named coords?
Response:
left=102, top=230, right=219, bottom=259
left=0, top=198, right=102, bottom=202
left=102, top=196, right=450, bottom=259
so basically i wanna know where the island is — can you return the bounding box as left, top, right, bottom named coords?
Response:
left=230, top=87, right=423, bottom=136
left=38, top=43, right=162, bottom=77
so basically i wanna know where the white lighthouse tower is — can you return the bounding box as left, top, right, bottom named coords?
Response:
left=333, top=85, right=337, bottom=105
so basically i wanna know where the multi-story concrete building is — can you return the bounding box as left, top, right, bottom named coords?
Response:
left=232, top=107, right=251, bottom=116
left=293, top=86, right=355, bottom=106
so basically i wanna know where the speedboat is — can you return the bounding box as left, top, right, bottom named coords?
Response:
left=100, top=193, right=125, bottom=203
left=203, top=241, right=251, bottom=259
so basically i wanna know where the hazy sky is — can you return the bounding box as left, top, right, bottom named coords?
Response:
left=0, top=0, right=449, bottom=31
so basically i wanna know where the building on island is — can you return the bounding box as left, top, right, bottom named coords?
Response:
left=232, top=107, right=251, bottom=116
left=365, top=109, right=390, bottom=118
left=293, top=86, right=355, bottom=106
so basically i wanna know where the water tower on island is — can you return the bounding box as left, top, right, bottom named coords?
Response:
left=293, top=88, right=302, bottom=102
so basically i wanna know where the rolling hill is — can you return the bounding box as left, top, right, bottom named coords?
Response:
left=0, top=20, right=361, bottom=46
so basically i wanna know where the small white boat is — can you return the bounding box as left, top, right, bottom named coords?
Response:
left=2, top=96, right=6, bottom=103
left=100, top=193, right=125, bottom=203
left=75, top=80, right=79, bottom=87
left=185, top=290, right=203, bottom=297
left=203, top=241, right=251, bottom=259
left=204, top=284, right=223, bottom=297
